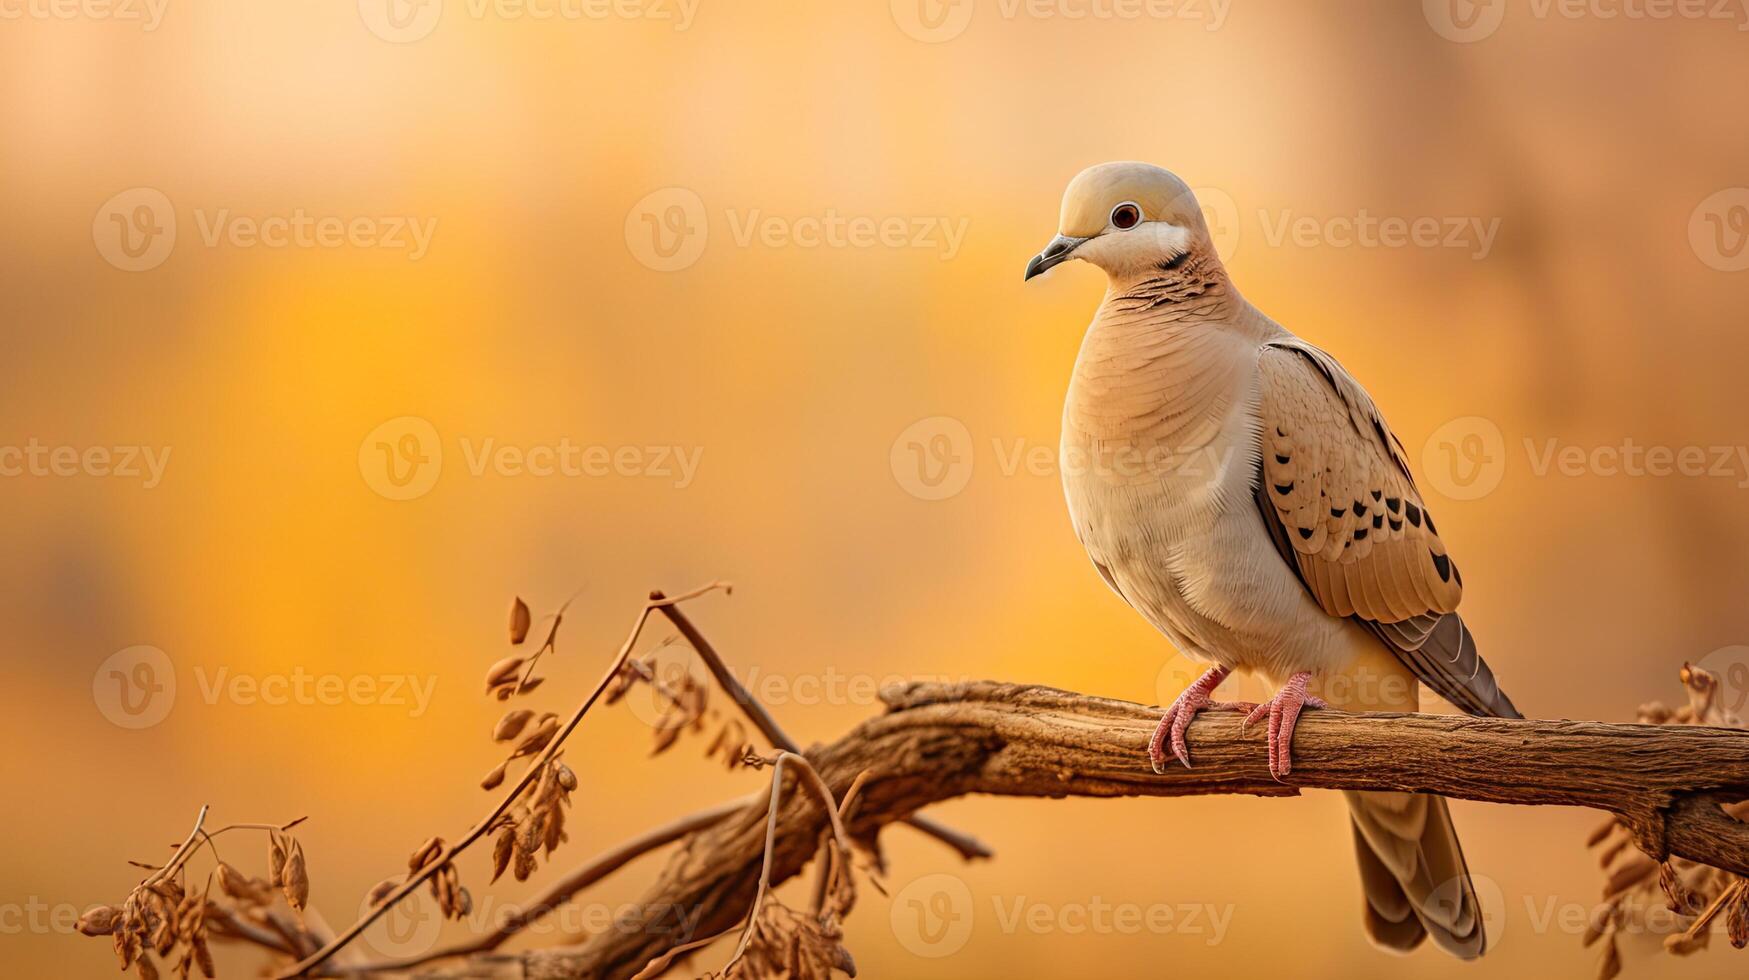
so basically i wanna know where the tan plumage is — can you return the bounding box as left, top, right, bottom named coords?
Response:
left=1028, top=161, right=1519, bottom=957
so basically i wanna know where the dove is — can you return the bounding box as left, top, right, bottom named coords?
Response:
left=1025, top=161, right=1520, bottom=958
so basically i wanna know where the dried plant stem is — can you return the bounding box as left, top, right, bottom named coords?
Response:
left=653, top=596, right=992, bottom=862
left=629, top=752, right=855, bottom=980
left=346, top=798, right=749, bottom=974
left=277, top=582, right=732, bottom=980
left=145, top=804, right=211, bottom=888
left=1679, top=878, right=1749, bottom=942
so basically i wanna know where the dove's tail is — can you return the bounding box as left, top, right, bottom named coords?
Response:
left=1345, top=790, right=1485, bottom=958
left=1327, top=639, right=1489, bottom=958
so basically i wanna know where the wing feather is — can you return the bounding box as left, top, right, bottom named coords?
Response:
left=1254, top=341, right=1521, bottom=719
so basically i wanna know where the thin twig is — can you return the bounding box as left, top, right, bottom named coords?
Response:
left=653, top=595, right=992, bottom=862
left=630, top=752, right=856, bottom=980
left=345, top=798, right=749, bottom=974
left=144, top=804, right=210, bottom=888
left=277, top=582, right=731, bottom=979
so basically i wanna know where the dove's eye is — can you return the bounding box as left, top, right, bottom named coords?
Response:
left=1110, top=203, right=1142, bottom=230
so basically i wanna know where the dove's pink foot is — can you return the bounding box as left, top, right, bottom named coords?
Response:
left=1241, top=671, right=1328, bottom=781
left=1149, top=666, right=1255, bottom=773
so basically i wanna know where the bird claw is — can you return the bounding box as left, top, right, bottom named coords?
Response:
left=1147, top=666, right=1250, bottom=773
left=1240, top=672, right=1327, bottom=781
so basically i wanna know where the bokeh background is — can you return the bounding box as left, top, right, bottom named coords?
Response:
left=5, top=1, right=1749, bottom=976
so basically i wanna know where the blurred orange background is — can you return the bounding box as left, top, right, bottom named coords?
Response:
left=5, top=1, right=1749, bottom=976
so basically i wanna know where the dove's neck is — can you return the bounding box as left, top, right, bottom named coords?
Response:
left=1064, top=260, right=1280, bottom=452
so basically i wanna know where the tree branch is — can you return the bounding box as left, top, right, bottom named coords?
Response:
left=415, top=681, right=1749, bottom=980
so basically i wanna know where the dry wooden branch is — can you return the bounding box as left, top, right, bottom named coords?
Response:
left=412, top=681, right=1749, bottom=980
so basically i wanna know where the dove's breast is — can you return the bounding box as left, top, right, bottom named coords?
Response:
left=1061, top=313, right=1366, bottom=679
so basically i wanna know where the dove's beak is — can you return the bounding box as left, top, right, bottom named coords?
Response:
left=1024, top=234, right=1088, bottom=281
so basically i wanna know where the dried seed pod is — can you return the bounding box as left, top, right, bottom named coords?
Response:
left=365, top=877, right=401, bottom=907
left=408, top=837, right=444, bottom=873
left=555, top=762, right=577, bottom=792
left=516, top=675, right=545, bottom=694
left=268, top=833, right=287, bottom=887
left=512, top=844, right=537, bottom=883
left=484, top=656, right=525, bottom=691
left=151, top=917, right=175, bottom=956
left=1597, top=934, right=1621, bottom=980
left=1729, top=883, right=1749, bottom=949
left=520, top=812, right=546, bottom=856
left=509, top=597, right=531, bottom=645
left=480, top=761, right=507, bottom=791
left=493, top=709, right=535, bottom=742
left=1657, top=862, right=1701, bottom=914
left=542, top=803, right=565, bottom=855
left=192, top=935, right=214, bottom=978
left=136, top=956, right=159, bottom=980
left=490, top=826, right=516, bottom=884
left=77, top=905, right=121, bottom=936
left=511, top=716, right=560, bottom=758
left=283, top=840, right=309, bottom=911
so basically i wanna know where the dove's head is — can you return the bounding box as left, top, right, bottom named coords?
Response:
left=1024, top=162, right=1216, bottom=283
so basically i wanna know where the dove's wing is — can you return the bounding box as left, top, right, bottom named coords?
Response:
left=1252, top=339, right=1520, bottom=719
